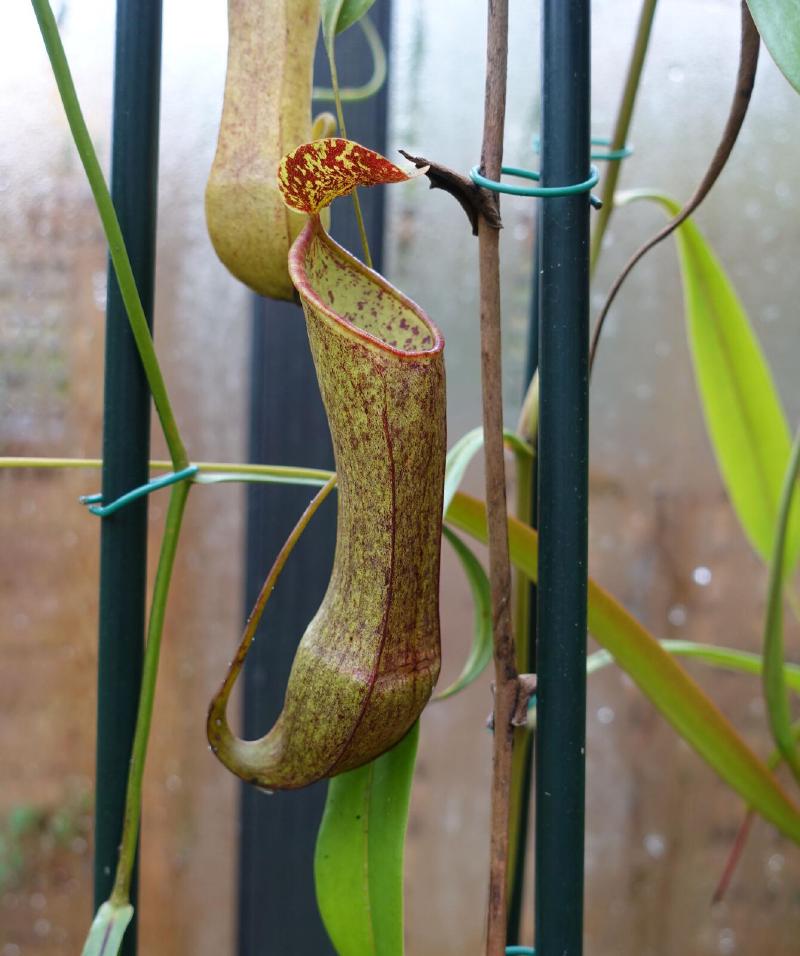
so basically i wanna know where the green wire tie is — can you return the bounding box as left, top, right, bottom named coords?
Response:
left=506, top=947, right=536, bottom=955
left=531, top=134, right=634, bottom=163
left=589, top=135, right=634, bottom=162
left=80, top=465, right=199, bottom=517
left=469, top=164, right=602, bottom=208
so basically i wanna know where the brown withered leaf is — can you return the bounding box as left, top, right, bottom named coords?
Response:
left=399, top=149, right=502, bottom=235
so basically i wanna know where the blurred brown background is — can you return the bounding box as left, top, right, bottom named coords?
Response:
left=1, top=0, right=799, bottom=953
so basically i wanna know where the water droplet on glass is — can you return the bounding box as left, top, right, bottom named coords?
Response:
left=667, top=604, right=687, bottom=627
left=103, top=865, right=111, bottom=876
left=13, top=612, right=30, bottom=632
left=256, top=787, right=274, bottom=796
left=744, top=199, right=761, bottom=221
left=667, top=64, right=685, bottom=83
left=179, top=660, right=195, bottom=680
left=718, top=928, right=736, bottom=955
left=596, top=706, right=614, bottom=725
left=29, top=893, right=45, bottom=911
left=766, top=852, right=784, bottom=874
left=166, top=774, right=182, bottom=793
left=644, top=832, right=666, bottom=859
left=91, top=271, right=107, bottom=310
left=2, top=944, right=21, bottom=956
left=692, top=566, right=712, bottom=586
left=774, top=181, right=791, bottom=201
left=33, top=918, right=50, bottom=938
left=70, top=836, right=87, bottom=855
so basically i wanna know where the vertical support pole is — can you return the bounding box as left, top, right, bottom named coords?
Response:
left=238, top=4, right=392, bottom=953
left=93, top=4, right=163, bottom=953
left=535, top=0, right=590, bottom=953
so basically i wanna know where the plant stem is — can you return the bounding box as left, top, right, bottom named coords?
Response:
left=589, top=0, right=659, bottom=275
left=325, top=38, right=373, bottom=269
left=0, top=456, right=333, bottom=486
left=589, top=2, right=759, bottom=375
left=713, top=719, right=800, bottom=903
left=30, top=0, right=187, bottom=470
left=763, top=425, right=800, bottom=785
left=313, top=15, right=386, bottom=103
left=476, top=1, right=517, bottom=952
left=109, top=479, right=191, bottom=904
left=506, top=448, right=536, bottom=941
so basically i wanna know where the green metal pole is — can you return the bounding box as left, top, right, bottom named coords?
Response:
left=93, top=4, right=162, bottom=954
left=535, top=0, right=590, bottom=953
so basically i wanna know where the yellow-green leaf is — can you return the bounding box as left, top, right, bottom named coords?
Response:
left=436, top=527, right=493, bottom=700
left=446, top=491, right=800, bottom=843
left=619, top=191, right=800, bottom=573
left=443, top=426, right=533, bottom=517
left=763, top=428, right=800, bottom=784
left=587, top=639, right=800, bottom=691
left=315, top=722, right=419, bottom=956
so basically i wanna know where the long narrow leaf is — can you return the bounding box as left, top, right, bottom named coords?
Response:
left=586, top=640, right=800, bottom=690
left=619, top=190, right=800, bottom=572
left=315, top=722, right=419, bottom=956
left=443, top=427, right=532, bottom=517
left=746, top=0, right=800, bottom=94
left=763, top=427, right=800, bottom=784
left=445, top=491, right=800, bottom=843
left=436, top=527, right=493, bottom=700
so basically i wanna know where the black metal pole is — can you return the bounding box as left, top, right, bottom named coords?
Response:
left=238, top=5, right=392, bottom=953
left=535, top=0, right=590, bottom=953
left=93, top=3, right=162, bottom=953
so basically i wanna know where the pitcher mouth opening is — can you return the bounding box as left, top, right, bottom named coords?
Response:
left=288, top=215, right=444, bottom=359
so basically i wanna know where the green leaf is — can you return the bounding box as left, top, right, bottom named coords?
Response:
left=443, top=427, right=532, bottom=517
left=335, top=0, right=378, bottom=36
left=763, top=428, right=800, bottom=784
left=321, top=0, right=377, bottom=45
left=443, top=427, right=485, bottom=515
left=746, top=0, right=800, bottom=94
left=315, top=722, right=419, bottom=956
left=435, top=528, right=493, bottom=700
left=81, top=901, right=134, bottom=956
left=446, top=491, right=800, bottom=843
left=620, top=190, right=800, bottom=573
left=586, top=639, right=800, bottom=691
